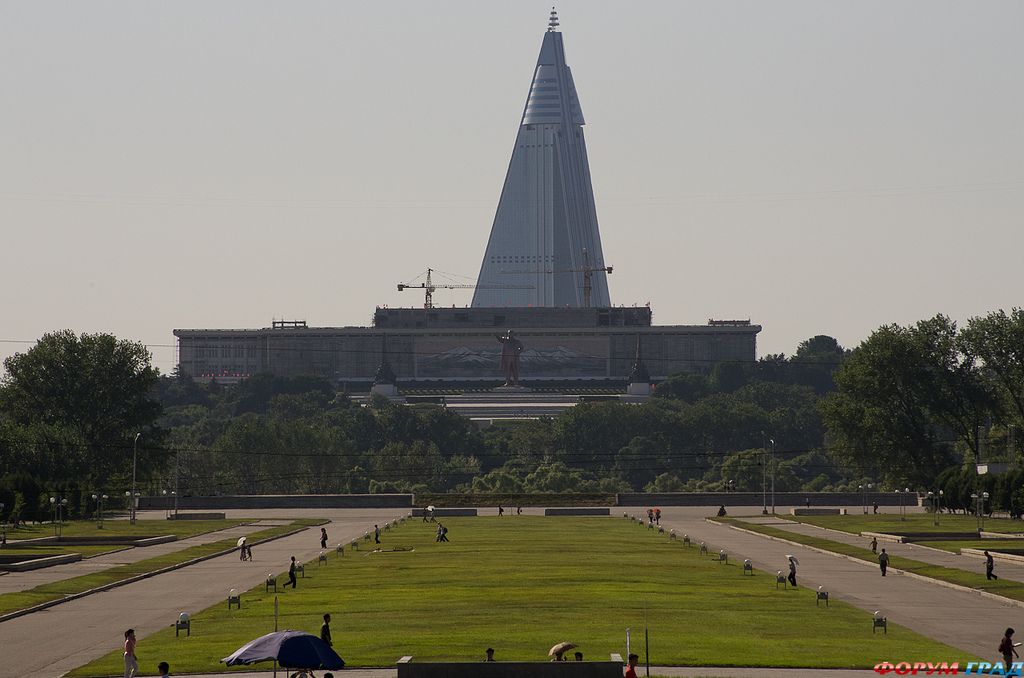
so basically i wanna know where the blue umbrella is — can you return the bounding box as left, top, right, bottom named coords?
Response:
left=222, top=630, right=344, bottom=670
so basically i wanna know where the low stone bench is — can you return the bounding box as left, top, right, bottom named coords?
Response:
left=0, top=553, right=83, bottom=571
left=863, top=531, right=978, bottom=543
left=544, top=508, right=610, bottom=516
left=167, top=512, right=226, bottom=520
left=962, top=548, right=1024, bottom=564
left=790, top=508, right=846, bottom=516
left=411, top=508, right=478, bottom=517
left=396, top=658, right=623, bottom=678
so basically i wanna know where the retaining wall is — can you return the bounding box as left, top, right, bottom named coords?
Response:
left=616, top=492, right=903, bottom=507
left=138, top=494, right=414, bottom=510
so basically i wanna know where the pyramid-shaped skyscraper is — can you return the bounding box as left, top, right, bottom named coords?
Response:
left=472, top=11, right=611, bottom=308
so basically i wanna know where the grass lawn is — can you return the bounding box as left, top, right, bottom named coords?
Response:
left=6, top=518, right=247, bottom=541
left=717, top=517, right=1024, bottom=603
left=783, top=513, right=1024, bottom=536
left=72, top=516, right=969, bottom=676
left=0, top=519, right=321, bottom=617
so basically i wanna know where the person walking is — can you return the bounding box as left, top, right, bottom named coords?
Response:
left=439, top=524, right=450, bottom=542
left=157, top=661, right=170, bottom=678
left=655, top=508, right=661, bottom=525
left=870, top=536, right=877, bottom=554
left=320, top=528, right=328, bottom=549
left=879, top=548, right=889, bottom=576
left=436, top=523, right=443, bottom=542
left=986, top=550, right=999, bottom=580
left=1000, top=628, right=1019, bottom=673
left=123, top=629, right=139, bottom=678
left=320, top=613, right=333, bottom=647
left=517, top=506, right=522, bottom=515
left=787, top=556, right=798, bottom=587
left=374, top=524, right=381, bottom=544
left=498, top=504, right=504, bottom=517
left=484, top=648, right=495, bottom=662
left=284, top=556, right=298, bottom=589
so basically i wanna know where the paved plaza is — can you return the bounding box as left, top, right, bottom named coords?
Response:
left=0, top=505, right=1012, bottom=676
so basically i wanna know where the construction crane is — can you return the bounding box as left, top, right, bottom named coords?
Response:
left=397, top=268, right=533, bottom=309
left=499, top=248, right=612, bottom=307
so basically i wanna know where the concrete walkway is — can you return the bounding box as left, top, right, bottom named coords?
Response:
left=0, top=520, right=288, bottom=594
left=1, top=509, right=406, bottom=677
left=658, top=507, right=1012, bottom=663
left=756, top=516, right=1024, bottom=583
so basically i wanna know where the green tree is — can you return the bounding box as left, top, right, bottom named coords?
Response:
left=0, top=331, right=161, bottom=481
left=820, top=321, right=971, bottom=486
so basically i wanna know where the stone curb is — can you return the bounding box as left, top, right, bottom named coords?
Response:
left=712, top=519, right=1024, bottom=611
left=0, top=524, right=314, bottom=625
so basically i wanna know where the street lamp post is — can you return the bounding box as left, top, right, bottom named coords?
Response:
left=761, top=436, right=768, bottom=515
left=972, top=491, right=990, bottom=532
left=895, top=489, right=902, bottom=521
left=937, top=490, right=943, bottom=526
left=770, top=438, right=776, bottom=515
left=92, top=493, right=108, bottom=529
left=49, top=496, right=68, bottom=537
left=131, top=432, right=141, bottom=525
left=859, top=485, right=865, bottom=514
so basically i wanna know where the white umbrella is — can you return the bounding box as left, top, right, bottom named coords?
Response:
left=426, top=505, right=436, bottom=512
left=786, top=554, right=799, bottom=565
left=237, top=536, right=247, bottom=547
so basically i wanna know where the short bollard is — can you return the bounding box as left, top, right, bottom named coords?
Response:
left=669, top=529, right=676, bottom=540
left=658, top=526, right=665, bottom=534
left=296, top=564, right=305, bottom=578
left=385, top=523, right=391, bottom=531
left=351, top=540, right=359, bottom=550
left=743, top=559, right=753, bottom=575
left=718, top=550, right=728, bottom=564
left=873, top=611, right=887, bottom=634
left=319, top=551, right=328, bottom=566
left=336, top=544, right=344, bottom=556
left=776, top=571, right=787, bottom=589
left=816, top=586, right=829, bottom=607
left=647, top=522, right=654, bottom=530
left=266, top=575, right=277, bottom=593
left=175, top=612, right=191, bottom=637
left=699, top=541, right=709, bottom=555
left=683, top=534, right=691, bottom=547
left=623, top=512, right=629, bottom=519
left=364, top=531, right=371, bottom=541
left=227, top=589, right=241, bottom=610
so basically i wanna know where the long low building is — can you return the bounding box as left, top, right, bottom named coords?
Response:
left=174, top=306, right=760, bottom=385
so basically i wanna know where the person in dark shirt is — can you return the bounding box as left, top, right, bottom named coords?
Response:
left=320, top=528, right=328, bottom=549
left=986, top=550, right=999, bottom=580
left=1000, top=628, right=1019, bottom=673
left=484, top=648, right=495, bottom=662
left=320, top=613, right=332, bottom=646
left=284, top=556, right=298, bottom=588
left=878, top=548, right=889, bottom=576
left=374, top=524, right=381, bottom=544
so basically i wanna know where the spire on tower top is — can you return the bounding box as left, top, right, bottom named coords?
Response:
left=548, top=7, right=559, bottom=32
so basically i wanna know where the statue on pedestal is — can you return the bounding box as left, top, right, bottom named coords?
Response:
left=496, top=329, right=524, bottom=386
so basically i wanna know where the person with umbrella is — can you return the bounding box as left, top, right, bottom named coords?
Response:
left=549, top=642, right=575, bottom=662
left=786, top=555, right=798, bottom=587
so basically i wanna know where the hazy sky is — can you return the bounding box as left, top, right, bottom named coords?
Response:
left=2, top=1, right=1022, bottom=374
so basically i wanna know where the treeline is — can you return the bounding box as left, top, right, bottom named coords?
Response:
left=3, top=310, right=1022, bottom=521
left=821, top=310, right=1024, bottom=487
